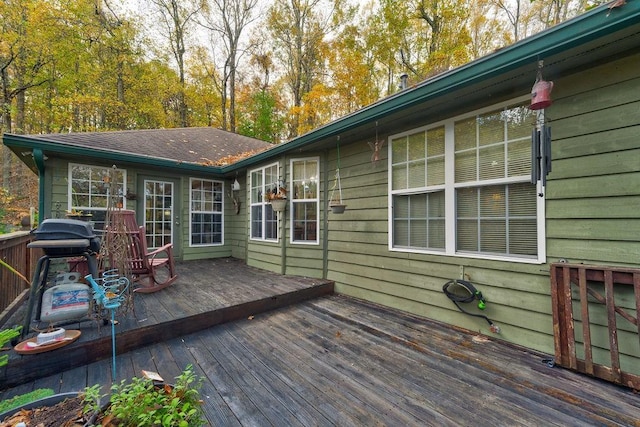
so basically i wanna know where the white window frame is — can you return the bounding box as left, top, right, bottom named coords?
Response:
left=388, top=96, right=546, bottom=264
left=68, top=163, right=126, bottom=228
left=249, top=162, right=280, bottom=242
left=189, top=178, right=224, bottom=247
left=290, top=157, right=320, bottom=245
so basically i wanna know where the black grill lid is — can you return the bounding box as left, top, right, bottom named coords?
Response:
left=31, top=219, right=101, bottom=254
left=34, top=219, right=97, bottom=240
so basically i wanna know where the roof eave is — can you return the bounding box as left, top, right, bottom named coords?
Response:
left=3, top=134, right=227, bottom=174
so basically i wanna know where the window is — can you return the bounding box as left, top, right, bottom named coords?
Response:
left=190, top=178, right=223, bottom=246
left=291, top=158, right=319, bottom=244
left=250, top=163, right=279, bottom=241
left=69, top=163, right=126, bottom=229
left=390, top=98, right=543, bottom=262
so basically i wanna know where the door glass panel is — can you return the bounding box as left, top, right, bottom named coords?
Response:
left=144, top=180, right=173, bottom=249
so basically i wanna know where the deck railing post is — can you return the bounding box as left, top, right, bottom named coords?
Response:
left=550, top=263, right=640, bottom=390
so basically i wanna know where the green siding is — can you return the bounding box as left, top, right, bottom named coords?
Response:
left=318, top=51, right=640, bottom=372
left=245, top=155, right=327, bottom=279
left=546, top=52, right=640, bottom=268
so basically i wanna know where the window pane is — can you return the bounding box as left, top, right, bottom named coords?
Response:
left=506, top=105, right=534, bottom=139
left=391, top=100, right=539, bottom=259
left=394, top=219, right=409, bottom=246
left=251, top=205, right=262, bottom=238
left=480, top=186, right=505, bottom=217
left=251, top=171, right=262, bottom=203
left=509, top=183, right=537, bottom=215
left=292, top=201, right=317, bottom=241
left=392, top=164, right=407, bottom=190
left=456, top=187, right=478, bottom=218
left=508, top=139, right=530, bottom=177
left=455, top=150, right=476, bottom=183
left=457, top=219, right=478, bottom=252
left=392, top=136, right=407, bottom=163
left=427, top=157, right=445, bottom=185
left=509, top=219, right=537, bottom=255
left=480, top=219, right=506, bottom=253
left=479, top=145, right=505, bottom=180
left=408, top=160, right=425, bottom=188
left=478, top=110, right=504, bottom=146
left=454, top=118, right=476, bottom=151
left=427, top=127, right=445, bottom=156
left=407, top=131, right=425, bottom=161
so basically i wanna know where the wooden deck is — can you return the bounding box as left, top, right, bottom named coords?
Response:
left=1, top=258, right=334, bottom=387
left=2, top=259, right=639, bottom=426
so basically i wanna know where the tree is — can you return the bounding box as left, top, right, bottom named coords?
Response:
left=198, top=0, right=259, bottom=133
left=148, top=0, right=204, bottom=127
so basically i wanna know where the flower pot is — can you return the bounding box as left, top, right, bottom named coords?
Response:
left=330, top=203, right=347, bottom=214
left=270, top=199, right=287, bottom=212
left=0, top=392, right=81, bottom=421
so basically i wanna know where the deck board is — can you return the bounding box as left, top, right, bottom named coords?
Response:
left=1, top=259, right=639, bottom=426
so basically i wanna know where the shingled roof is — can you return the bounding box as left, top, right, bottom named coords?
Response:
left=26, top=127, right=273, bottom=166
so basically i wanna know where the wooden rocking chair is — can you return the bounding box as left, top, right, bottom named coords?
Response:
left=106, top=210, right=178, bottom=293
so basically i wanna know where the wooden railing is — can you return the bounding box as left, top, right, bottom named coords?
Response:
left=0, top=231, right=38, bottom=324
left=550, top=263, right=640, bottom=390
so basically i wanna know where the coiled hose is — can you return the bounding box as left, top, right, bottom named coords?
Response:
left=442, top=279, right=499, bottom=332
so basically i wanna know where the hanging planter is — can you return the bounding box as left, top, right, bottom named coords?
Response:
left=329, top=202, right=347, bottom=214
left=329, top=139, right=347, bottom=214
left=270, top=198, right=287, bottom=212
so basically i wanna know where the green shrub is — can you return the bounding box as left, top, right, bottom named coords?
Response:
left=85, top=365, right=205, bottom=426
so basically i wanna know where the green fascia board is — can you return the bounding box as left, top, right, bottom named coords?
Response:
left=3, top=133, right=227, bottom=175
left=226, top=3, right=640, bottom=171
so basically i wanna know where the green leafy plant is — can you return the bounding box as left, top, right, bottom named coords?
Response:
left=0, top=388, right=55, bottom=414
left=0, top=326, right=22, bottom=367
left=84, top=365, right=205, bottom=426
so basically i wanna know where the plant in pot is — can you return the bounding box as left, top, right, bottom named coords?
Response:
left=0, top=365, right=205, bottom=426
left=328, top=169, right=346, bottom=214
left=265, top=185, right=288, bottom=213
left=65, top=209, right=93, bottom=221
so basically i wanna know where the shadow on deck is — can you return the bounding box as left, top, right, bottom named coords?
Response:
left=0, top=258, right=334, bottom=388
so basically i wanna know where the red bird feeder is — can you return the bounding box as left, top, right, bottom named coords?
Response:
left=530, top=61, right=553, bottom=110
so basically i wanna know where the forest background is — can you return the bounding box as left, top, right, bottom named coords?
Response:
left=0, top=0, right=605, bottom=230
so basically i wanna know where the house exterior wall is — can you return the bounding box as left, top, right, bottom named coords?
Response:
left=237, top=51, right=639, bottom=374
left=41, top=159, right=236, bottom=262
left=245, top=156, right=327, bottom=278
left=320, top=51, right=640, bottom=372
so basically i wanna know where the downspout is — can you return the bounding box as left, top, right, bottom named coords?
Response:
left=280, top=155, right=287, bottom=275
left=322, top=149, right=329, bottom=280
left=33, top=149, right=45, bottom=220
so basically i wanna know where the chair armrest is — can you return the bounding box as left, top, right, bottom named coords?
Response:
left=146, top=243, right=174, bottom=264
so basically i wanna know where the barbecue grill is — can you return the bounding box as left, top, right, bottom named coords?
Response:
left=32, top=218, right=101, bottom=255
left=21, top=219, right=101, bottom=338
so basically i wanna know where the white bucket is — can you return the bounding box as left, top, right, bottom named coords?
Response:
left=40, top=283, right=91, bottom=322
